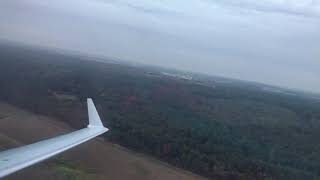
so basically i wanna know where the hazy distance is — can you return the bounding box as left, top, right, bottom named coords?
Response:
left=1, top=0, right=319, bottom=93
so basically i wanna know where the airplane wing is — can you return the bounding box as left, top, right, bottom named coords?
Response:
left=0, top=98, right=108, bottom=178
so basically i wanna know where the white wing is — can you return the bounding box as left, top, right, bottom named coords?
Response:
left=0, top=98, right=108, bottom=178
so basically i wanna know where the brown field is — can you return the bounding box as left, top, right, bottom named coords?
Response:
left=0, top=103, right=206, bottom=180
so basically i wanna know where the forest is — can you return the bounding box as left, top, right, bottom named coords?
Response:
left=1, top=44, right=320, bottom=179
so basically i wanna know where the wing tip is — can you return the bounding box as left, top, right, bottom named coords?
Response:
left=87, top=98, right=106, bottom=128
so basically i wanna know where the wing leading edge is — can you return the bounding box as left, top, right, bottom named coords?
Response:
left=0, top=98, right=108, bottom=178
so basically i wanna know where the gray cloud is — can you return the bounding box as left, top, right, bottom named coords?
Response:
left=212, top=0, right=320, bottom=17
left=0, top=0, right=319, bottom=93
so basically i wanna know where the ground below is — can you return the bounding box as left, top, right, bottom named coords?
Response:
left=0, top=102, right=205, bottom=180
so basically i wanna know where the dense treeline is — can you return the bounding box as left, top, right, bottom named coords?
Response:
left=1, top=44, right=320, bottom=179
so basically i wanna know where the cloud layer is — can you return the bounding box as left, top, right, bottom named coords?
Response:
left=1, top=0, right=319, bottom=92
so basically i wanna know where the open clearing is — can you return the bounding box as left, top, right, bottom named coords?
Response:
left=0, top=102, right=205, bottom=180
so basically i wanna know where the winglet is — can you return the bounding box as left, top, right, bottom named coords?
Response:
left=87, top=98, right=106, bottom=128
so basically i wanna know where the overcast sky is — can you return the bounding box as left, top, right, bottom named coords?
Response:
left=1, top=0, right=320, bottom=93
